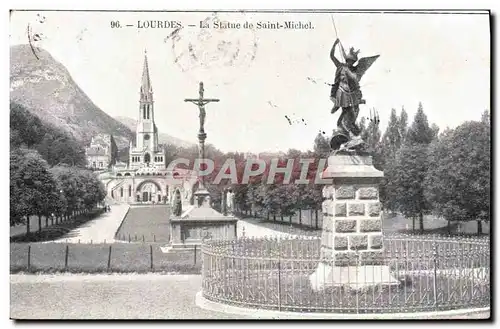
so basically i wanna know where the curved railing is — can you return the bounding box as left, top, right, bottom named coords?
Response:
left=201, top=234, right=490, bottom=314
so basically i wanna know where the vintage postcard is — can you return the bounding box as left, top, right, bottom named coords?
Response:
left=9, top=9, right=490, bottom=320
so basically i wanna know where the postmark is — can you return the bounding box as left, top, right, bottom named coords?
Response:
left=26, top=13, right=47, bottom=60
left=170, top=12, right=258, bottom=86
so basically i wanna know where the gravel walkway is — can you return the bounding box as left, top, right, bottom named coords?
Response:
left=10, top=274, right=241, bottom=319
left=10, top=274, right=489, bottom=320
left=236, top=219, right=297, bottom=238
left=49, top=205, right=130, bottom=244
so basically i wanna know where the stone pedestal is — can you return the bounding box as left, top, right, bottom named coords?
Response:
left=165, top=190, right=237, bottom=252
left=309, top=153, right=399, bottom=291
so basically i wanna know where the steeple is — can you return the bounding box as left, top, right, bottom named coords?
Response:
left=140, top=49, right=153, bottom=102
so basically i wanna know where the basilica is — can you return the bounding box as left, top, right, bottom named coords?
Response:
left=87, top=52, right=197, bottom=205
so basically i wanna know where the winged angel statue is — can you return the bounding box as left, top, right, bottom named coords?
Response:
left=329, top=38, right=379, bottom=151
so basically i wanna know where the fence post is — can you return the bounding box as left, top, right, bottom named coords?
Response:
left=277, top=253, right=282, bottom=312
left=194, top=245, right=197, bottom=265
left=107, top=245, right=112, bottom=271
left=27, top=245, right=31, bottom=271
left=432, top=241, right=439, bottom=310
left=154, top=234, right=156, bottom=242
left=64, top=245, right=69, bottom=270
left=143, top=235, right=145, bottom=243
left=128, top=234, right=131, bottom=242
left=150, top=245, right=154, bottom=270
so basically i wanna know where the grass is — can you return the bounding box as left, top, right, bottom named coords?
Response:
left=10, top=242, right=202, bottom=274
left=114, top=206, right=170, bottom=243
left=10, top=209, right=106, bottom=243
left=239, top=211, right=489, bottom=237
left=10, top=215, right=50, bottom=237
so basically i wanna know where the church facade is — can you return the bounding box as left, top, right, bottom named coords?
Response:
left=94, top=52, right=197, bottom=205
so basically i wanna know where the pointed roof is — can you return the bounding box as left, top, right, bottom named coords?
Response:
left=140, top=50, right=153, bottom=101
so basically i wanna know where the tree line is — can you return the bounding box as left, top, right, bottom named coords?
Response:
left=356, top=103, right=489, bottom=234
left=163, top=103, right=490, bottom=234
left=10, top=103, right=106, bottom=234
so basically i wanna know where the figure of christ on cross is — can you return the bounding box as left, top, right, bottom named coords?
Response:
left=184, top=82, right=220, bottom=134
left=184, top=82, right=220, bottom=193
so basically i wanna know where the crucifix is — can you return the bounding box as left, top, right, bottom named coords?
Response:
left=184, top=82, right=220, bottom=135
left=184, top=82, right=220, bottom=197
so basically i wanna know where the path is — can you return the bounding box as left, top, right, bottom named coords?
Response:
left=10, top=274, right=240, bottom=319
left=49, top=205, right=130, bottom=244
left=10, top=274, right=489, bottom=320
left=236, top=219, right=298, bottom=238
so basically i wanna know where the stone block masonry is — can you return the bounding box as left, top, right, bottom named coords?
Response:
left=311, top=154, right=399, bottom=290
left=320, top=181, right=385, bottom=262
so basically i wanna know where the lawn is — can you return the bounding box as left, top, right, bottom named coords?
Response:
left=10, top=242, right=201, bottom=274
left=114, top=205, right=170, bottom=243
left=11, top=215, right=58, bottom=237
left=239, top=211, right=489, bottom=237
left=10, top=209, right=105, bottom=243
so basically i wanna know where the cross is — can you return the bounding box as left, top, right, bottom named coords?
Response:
left=184, top=82, right=220, bottom=193
left=184, top=82, right=220, bottom=134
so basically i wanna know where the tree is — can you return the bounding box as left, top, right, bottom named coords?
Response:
left=398, top=107, right=408, bottom=146
left=10, top=102, right=86, bottom=167
left=380, top=108, right=401, bottom=162
left=406, top=102, right=436, bottom=145
left=361, top=109, right=383, bottom=170
left=10, top=149, right=32, bottom=227
left=425, top=120, right=490, bottom=234
left=387, top=144, right=431, bottom=232
left=79, top=170, right=106, bottom=211
left=50, top=166, right=84, bottom=220
left=10, top=148, right=59, bottom=233
left=384, top=104, right=437, bottom=231
left=313, top=132, right=330, bottom=159
left=379, top=108, right=406, bottom=209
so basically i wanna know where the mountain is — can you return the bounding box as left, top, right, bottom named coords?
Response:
left=114, top=116, right=195, bottom=148
left=10, top=44, right=134, bottom=149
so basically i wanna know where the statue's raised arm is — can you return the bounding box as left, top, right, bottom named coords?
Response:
left=329, top=38, right=342, bottom=67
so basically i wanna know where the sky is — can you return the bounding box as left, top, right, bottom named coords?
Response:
left=9, top=10, right=490, bottom=153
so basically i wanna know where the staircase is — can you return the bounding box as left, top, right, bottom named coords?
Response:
left=108, top=180, right=126, bottom=204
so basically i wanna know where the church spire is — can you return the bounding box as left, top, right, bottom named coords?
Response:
left=140, top=49, right=153, bottom=102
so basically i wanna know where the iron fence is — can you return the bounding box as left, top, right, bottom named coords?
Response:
left=201, top=234, right=490, bottom=314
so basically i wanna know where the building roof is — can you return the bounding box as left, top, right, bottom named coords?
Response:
left=140, top=51, right=153, bottom=101
left=172, top=205, right=236, bottom=222
left=86, top=146, right=107, bottom=156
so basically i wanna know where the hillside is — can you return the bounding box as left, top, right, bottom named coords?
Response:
left=10, top=102, right=87, bottom=167
left=115, top=116, right=195, bottom=148
left=10, top=44, right=134, bottom=148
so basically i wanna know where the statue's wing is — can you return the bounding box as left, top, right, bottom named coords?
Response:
left=356, top=55, right=380, bottom=80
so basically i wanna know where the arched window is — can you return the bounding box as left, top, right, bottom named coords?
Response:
left=120, top=187, right=123, bottom=197
left=128, top=185, right=131, bottom=197
left=144, top=153, right=151, bottom=163
left=116, top=173, right=122, bottom=177
left=124, top=173, right=131, bottom=176
left=143, top=105, right=146, bottom=119
left=147, top=106, right=150, bottom=119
